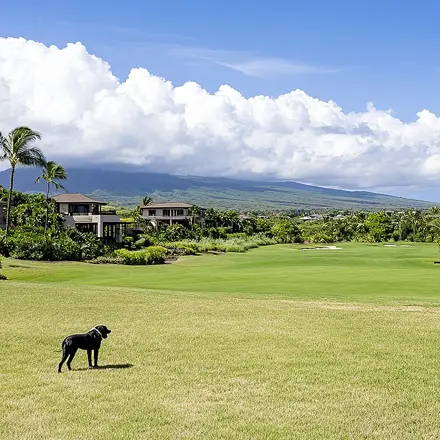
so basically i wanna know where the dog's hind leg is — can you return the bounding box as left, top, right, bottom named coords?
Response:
left=58, top=351, right=69, bottom=373
left=58, top=340, right=69, bottom=373
left=66, top=349, right=78, bottom=371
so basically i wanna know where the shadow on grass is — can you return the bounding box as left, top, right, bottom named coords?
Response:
left=75, top=363, right=134, bottom=371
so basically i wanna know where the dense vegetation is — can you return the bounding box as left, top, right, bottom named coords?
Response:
left=128, top=206, right=440, bottom=249
left=0, top=189, right=107, bottom=261
left=2, top=185, right=440, bottom=264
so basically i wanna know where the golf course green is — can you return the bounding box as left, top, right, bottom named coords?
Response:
left=1, top=243, right=440, bottom=439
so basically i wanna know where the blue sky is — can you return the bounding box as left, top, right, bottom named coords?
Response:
left=2, top=0, right=440, bottom=121
left=2, top=1, right=440, bottom=202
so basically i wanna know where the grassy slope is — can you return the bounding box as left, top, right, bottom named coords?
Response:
left=0, top=167, right=433, bottom=210
left=2, top=244, right=440, bottom=439
left=92, top=186, right=433, bottom=211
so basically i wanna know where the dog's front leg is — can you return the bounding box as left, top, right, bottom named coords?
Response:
left=87, top=350, right=93, bottom=368
left=93, top=349, right=99, bottom=368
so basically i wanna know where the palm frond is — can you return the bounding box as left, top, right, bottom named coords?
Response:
left=9, top=127, right=41, bottom=152
left=53, top=181, right=66, bottom=190
left=0, top=132, right=10, bottom=160
left=19, top=147, right=46, bottom=167
left=3, top=127, right=45, bottom=168
left=45, top=161, right=68, bottom=180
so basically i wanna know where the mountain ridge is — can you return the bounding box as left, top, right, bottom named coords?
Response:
left=0, top=167, right=433, bottom=211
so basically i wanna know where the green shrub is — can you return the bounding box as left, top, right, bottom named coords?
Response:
left=115, top=249, right=147, bottom=265
left=86, top=255, right=124, bottom=264
left=134, top=237, right=147, bottom=249
left=414, top=233, right=425, bottom=242
left=160, top=235, right=276, bottom=255
left=114, top=246, right=168, bottom=265
left=162, top=241, right=199, bottom=255
left=123, top=236, right=134, bottom=249
left=145, top=246, right=168, bottom=264
left=8, top=229, right=106, bottom=261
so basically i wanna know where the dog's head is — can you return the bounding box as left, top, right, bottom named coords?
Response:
left=95, top=325, right=111, bottom=339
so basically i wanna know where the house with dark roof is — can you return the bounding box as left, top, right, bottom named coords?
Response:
left=140, top=202, right=204, bottom=226
left=53, top=193, right=123, bottom=243
left=0, top=200, right=6, bottom=230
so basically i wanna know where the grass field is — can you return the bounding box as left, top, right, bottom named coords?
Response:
left=1, top=243, right=440, bottom=439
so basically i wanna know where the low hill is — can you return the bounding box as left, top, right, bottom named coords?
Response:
left=0, top=167, right=433, bottom=211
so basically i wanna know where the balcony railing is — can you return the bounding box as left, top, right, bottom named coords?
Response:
left=66, top=212, right=92, bottom=216
left=63, top=210, right=117, bottom=216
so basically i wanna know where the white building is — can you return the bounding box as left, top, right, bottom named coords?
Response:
left=53, top=193, right=123, bottom=243
left=141, top=202, right=204, bottom=226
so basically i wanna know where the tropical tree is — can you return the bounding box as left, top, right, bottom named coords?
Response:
left=188, top=204, right=201, bottom=229
left=270, top=219, right=302, bottom=243
left=35, top=161, right=68, bottom=233
left=0, top=127, right=46, bottom=239
left=142, top=195, right=154, bottom=206
left=405, top=209, right=423, bottom=241
left=205, top=208, right=219, bottom=228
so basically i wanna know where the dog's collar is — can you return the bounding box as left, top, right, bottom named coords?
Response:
left=90, top=327, right=103, bottom=340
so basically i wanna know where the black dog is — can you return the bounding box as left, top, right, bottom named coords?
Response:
left=58, top=325, right=111, bottom=373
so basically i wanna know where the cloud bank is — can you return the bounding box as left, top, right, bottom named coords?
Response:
left=1, top=37, right=440, bottom=192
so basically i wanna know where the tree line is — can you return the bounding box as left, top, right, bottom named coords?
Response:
left=0, top=126, right=67, bottom=240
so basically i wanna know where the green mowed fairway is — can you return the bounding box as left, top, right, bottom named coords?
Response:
left=3, top=242, right=440, bottom=301
left=1, top=243, right=440, bottom=439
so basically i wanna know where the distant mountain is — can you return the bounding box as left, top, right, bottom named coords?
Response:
left=0, top=167, right=434, bottom=211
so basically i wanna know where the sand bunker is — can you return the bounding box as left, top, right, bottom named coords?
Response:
left=384, top=244, right=411, bottom=247
left=301, top=245, right=342, bottom=251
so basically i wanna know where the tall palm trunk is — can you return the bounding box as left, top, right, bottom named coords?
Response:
left=45, top=181, right=50, bottom=235
left=5, top=165, right=15, bottom=241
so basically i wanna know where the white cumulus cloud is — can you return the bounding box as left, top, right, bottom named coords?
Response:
left=1, top=36, right=440, bottom=193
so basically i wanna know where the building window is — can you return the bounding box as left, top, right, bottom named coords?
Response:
left=69, top=204, right=91, bottom=215
left=76, top=223, right=97, bottom=234
left=103, top=223, right=121, bottom=241
left=174, top=209, right=184, bottom=216
left=162, top=209, right=171, bottom=216
left=148, top=210, right=156, bottom=216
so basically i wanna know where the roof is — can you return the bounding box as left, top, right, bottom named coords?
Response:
left=141, top=202, right=193, bottom=209
left=52, top=193, right=107, bottom=205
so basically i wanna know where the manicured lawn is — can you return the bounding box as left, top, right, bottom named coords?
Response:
left=1, top=243, right=440, bottom=439
left=3, top=242, right=440, bottom=301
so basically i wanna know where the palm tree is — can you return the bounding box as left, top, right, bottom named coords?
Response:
left=188, top=204, right=201, bottom=229
left=405, top=209, right=422, bottom=240
left=0, top=127, right=46, bottom=239
left=142, top=196, right=153, bottom=206
left=35, top=161, right=68, bottom=233
left=205, top=208, right=219, bottom=228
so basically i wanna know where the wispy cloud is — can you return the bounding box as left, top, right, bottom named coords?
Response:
left=55, top=23, right=340, bottom=78
left=168, top=46, right=340, bottom=78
